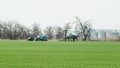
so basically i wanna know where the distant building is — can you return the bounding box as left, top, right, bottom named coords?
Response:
left=90, top=29, right=120, bottom=41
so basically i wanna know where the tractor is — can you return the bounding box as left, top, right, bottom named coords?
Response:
left=65, top=34, right=78, bottom=41
left=35, top=35, right=47, bottom=41
left=27, top=35, right=47, bottom=41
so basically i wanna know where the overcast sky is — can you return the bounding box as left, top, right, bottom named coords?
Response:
left=0, top=0, right=120, bottom=29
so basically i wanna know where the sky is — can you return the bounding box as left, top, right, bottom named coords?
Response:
left=0, top=0, right=120, bottom=29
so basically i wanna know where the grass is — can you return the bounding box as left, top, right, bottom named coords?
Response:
left=0, top=40, right=120, bottom=68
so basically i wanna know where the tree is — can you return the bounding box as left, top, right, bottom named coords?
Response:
left=55, top=26, right=64, bottom=40
left=74, top=16, right=92, bottom=41
left=5, top=22, right=13, bottom=39
left=44, top=26, right=54, bottom=40
left=0, top=21, right=31, bottom=40
left=32, top=23, right=42, bottom=37
left=63, top=23, right=71, bottom=41
left=0, top=22, right=3, bottom=39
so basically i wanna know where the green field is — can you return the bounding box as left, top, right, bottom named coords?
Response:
left=0, top=40, right=120, bottom=68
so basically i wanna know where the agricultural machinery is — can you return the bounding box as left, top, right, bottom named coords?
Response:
left=65, top=34, right=78, bottom=41
left=27, top=35, right=47, bottom=41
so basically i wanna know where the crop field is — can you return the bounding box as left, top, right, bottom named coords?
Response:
left=0, top=40, right=120, bottom=68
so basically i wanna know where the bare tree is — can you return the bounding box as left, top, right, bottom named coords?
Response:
left=21, top=26, right=31, bottom=39
left=0, top=21, right=13, bottom=39
left=44, top=26, right=54, bottom=40
left=74, top=16, right=92, bottom=41
left=0, top=21, right=31, bottom=40
left=5, top=22, right=13, bottom=39
left=63, top=23, right=71, bottom=36
left=55, top=26, right=64, bottom=40
left=0, top=22, right=3, bottom=39
left=32, top=23, right=42, bottom=37
left=15, top=23, right=30, bottom=39
left=63, top=23, right=71, bottom=41
left=1, top=22, right=8, bottom=39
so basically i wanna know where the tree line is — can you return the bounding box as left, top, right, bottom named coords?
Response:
left=0, top=17, right=92, bottom=41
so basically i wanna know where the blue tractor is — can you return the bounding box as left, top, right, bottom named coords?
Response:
left=27, top=35, right=47, bottom=41
left=35, top=35, right=47, bottom=41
